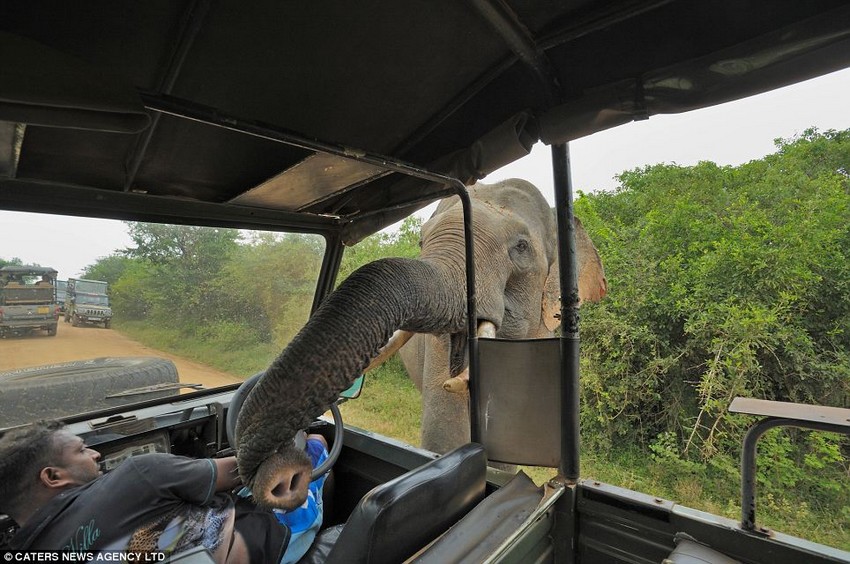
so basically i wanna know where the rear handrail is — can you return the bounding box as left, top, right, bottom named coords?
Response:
left=729, top=397, right=850, bottom=532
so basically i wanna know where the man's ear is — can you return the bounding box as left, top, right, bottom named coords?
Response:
left=39, top=466, right=75, bottom=489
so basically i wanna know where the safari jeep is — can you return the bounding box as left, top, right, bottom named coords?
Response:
left=64, top=278, right=113, bottom=329
left=0, top=266, right=59, bottom=338
left=1, top=2, right=849, bottom=563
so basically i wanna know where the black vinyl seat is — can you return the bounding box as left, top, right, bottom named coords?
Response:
left=300, top=443, right=487, bottom=564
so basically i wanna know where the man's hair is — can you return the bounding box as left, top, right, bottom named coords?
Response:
left=0, top=420, right=66, bottom=519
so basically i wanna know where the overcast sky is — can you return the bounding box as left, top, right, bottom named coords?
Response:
left=2, top=67, right=849, bottom=278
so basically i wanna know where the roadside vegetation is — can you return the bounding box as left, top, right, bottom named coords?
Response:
left=77, top=128, right=848, bottom=549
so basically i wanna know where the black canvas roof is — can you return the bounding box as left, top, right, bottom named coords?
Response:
left=0, top=266, right=58, bottom=275
left=2, top=1, right=850, bottom=242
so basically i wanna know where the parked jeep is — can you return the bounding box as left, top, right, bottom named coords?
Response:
left=64, top=278, right=113, bottom=328
left=0, top=266, right=59, bottom=338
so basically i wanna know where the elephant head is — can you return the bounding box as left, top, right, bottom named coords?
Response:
left=396, top=179, right=607, bottom=453
left=234, top=178, right=606, bottom=508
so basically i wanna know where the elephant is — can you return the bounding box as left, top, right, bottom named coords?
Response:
left=234, top=178, right=606, bottom=510
left=395, top=180, right=607, bottom=454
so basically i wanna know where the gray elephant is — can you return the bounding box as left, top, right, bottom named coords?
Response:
left=235, top=178, right=606, bottom=510
left=391, top=179, right=606, bottom=454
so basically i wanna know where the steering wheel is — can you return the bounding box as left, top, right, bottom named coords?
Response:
left=225, top=371, right=344, bottom=481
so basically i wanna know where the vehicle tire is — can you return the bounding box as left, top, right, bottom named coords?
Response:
left=71, top=314, right=79, bottom=327
left=104, top=319, right=111, bottom=329
left=47, top=325, right=57, bottom=336
left=64, top=312, right=70, bottom=323
left=0, top=357, right=181, bottom=428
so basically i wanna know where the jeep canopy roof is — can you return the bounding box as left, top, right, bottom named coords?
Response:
left=2, top=1, right=850, bottom=240
left=0, top=266, right=58, bottom=275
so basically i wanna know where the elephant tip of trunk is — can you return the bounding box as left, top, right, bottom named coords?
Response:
left=247, top=450, right=313, bottom=511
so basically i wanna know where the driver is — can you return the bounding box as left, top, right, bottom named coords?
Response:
left=0, top=420, right=328, bottom=563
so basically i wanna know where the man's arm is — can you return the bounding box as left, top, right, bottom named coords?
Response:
left=211, top=456, right=242, bottom=492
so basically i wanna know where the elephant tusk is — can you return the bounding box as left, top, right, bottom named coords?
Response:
left=443, top=368, right=469, bottom=393
left=364, top=329, right=415, bottom=373
left=477, top=320, right=497, bottom=339
left=442, top=320, right=498, bottom=394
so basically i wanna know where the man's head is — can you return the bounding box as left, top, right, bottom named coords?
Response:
left=0, top=420, right=101, bottom=524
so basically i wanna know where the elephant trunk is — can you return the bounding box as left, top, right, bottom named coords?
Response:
left=235, top=257, right=464, bottom=507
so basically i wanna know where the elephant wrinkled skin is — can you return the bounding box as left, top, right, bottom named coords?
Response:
left=234, top=179, right=605, bottom=508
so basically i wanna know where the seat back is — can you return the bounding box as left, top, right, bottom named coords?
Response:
left=326, top=443, right=487, bottom=564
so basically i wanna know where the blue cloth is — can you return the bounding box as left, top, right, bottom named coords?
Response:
left=236, top=438, right=328, bottom=564
left=274, top=438, right=328, bottom=564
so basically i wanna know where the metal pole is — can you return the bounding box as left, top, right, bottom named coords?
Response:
left=740, top=417, right=847, bottom=531
left=551, top=143, right=581, bottom=481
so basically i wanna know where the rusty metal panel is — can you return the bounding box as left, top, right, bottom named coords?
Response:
left=231, top=153, right=386, bottom=211
left=729, top=397, right=850, bottom=428
left=476, top=337, right=561, bottom=467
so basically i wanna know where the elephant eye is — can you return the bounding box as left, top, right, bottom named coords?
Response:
left=514, top=239, right=529, bottom=253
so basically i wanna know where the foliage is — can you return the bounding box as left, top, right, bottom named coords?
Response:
left=0, top=257, right=23, bottom=268
left=338, top=216, right=422, bottom=283
left=576, top=128, right=850, bottom=523
left=121, top=223, right=242, bottom=328
left=215, top=232, right=324, bottom=347
left=87, top=224, right=325, bottom=370
left=81, top=254, right=136, bottom=285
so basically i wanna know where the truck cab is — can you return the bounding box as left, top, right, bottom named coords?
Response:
left=1, top=3, right=849, bottom=562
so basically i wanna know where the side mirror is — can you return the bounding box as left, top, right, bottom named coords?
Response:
left=340, top=375, right=365, bottom=399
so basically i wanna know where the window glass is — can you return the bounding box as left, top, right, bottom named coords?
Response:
left=0, top=212, right=325, bottom=428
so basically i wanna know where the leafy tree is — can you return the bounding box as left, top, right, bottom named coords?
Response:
left=122, top=223, right=241, bottom=326
left=216, top=232, right=325, bottom=347
left=0, top=257, right=23, bottom=268
left=339, top=216, right=422, bottom=282
left=81, top=254, right=136, bottom=286
left=576, top=128, right=850, bottom=511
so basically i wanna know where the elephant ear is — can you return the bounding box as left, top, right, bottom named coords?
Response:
left=541, top=216, right=607, bottom=332
left=542, top=258, right=561, bottom=332
left=575, top=216, right=607, bottom=305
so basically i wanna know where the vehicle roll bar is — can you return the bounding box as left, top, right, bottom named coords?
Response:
left=730, top=397, right=850, bottom=532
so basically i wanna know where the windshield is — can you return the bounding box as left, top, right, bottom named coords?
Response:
left=76, top=295, right=109, bottom=306
left=74, top=280, right=108, bottom=294
left=0, top=213, right=325, bottom=427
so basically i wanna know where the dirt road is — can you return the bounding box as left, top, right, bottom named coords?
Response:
left=0, top=323, right=243, bottom=388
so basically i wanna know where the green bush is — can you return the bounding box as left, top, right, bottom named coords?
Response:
left=577, top=128, right=850, bottom=530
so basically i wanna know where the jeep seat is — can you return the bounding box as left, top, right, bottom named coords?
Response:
left=299, top=443, right=487, bottom=564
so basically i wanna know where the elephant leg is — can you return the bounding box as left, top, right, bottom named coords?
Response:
left=398, top=333, right=426, bottom=392
left=420, top=333, right=470, bottom=453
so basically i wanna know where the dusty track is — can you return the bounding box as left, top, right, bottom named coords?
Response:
left=0, top=323, right=243, bottom=388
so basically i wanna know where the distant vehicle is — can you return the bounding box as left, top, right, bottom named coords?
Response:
left=64, top=278, right=113, bottom=328
left=0, top=265, right=59, bottom=338
left=56, top=279, right=67, bottom=313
